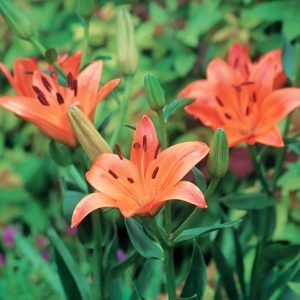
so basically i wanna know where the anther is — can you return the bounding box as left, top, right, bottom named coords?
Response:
left=216, top=96, right=224, bottom=107
left=127, top=177, right=134, bottom=183
left=37, top=94, right=49, bottom=106
left=56, top=92, right=64, bottom=105
left=240, top=81, right=255, bottom=86
left=73, top=79, right=78, bottom=97
left=252, top=92, right=257, bottom=103
left=41, top=76, right=52, bottom=92
left=115, top=144, right=123, bottom=160
left=133, top=142, right=141, bottom=149
left=154, top=144, right=160, bottom=159
left=67, top=72, right=74, bottom=89
left=232, top=85, right=241, bottom=93
left=225, top=113, right=232, bottom=120
left=152, top=167, right=159, bottom=179
left=32, top=85, right=44, bottom=96
left=246, top=106, right=250, bottom=116
left=143, top=135, right=147, bottom=152
left=108, top=169, right=118, bottom=179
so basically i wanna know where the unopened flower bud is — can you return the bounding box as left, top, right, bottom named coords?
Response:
left=207, top=128, right=229, bottom=178
left=144, top=74, right=166, bottom=111
left=68, top=105, right=112, bottom=161
left=116, top=8, right=138, bottom=76
left=76, top=0, right=94, bottom=19
left=0, top=0, right=34, bottom=40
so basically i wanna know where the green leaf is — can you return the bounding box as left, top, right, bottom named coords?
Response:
left=163, top=96, right=184, bottom=122
left=130, top=259, right=162, bottom=300
left=49, top=140, right=72, bottom=166
left=180, top=240, right=206, bottom=300
left=63, top=191, right=85, bottom=226
left=192, top=167, right=207, bottom=194
left=212, top=240, right=240, bottom=300
left=265, top=242, right=300, bottom=266
left=98, top=112, right=113, bottom=134
left=220, top=193, right=275, bottom=210
left=125, top=218, right=163, bottom=260
left=15, top=235, right=66, bottom=299
left=174, top=220, right=242, bottom=243
left=282, top=35, right=296, bottom=81
left=48, top=228, right=92, bottom=300
left=288, top=282, right=300, bottom=295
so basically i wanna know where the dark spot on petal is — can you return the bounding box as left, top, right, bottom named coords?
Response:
left=216, top=96, right=224, bottom=107
left=108, top=169, right=118, bottom=179
left=225, top=113, right=232, bottom=120
left=143, top=135, right=147, bottom=152
left=127, top=177, right=134, bottom=183
left=152, top=167, right=159, bottom=179
left=37, top=94, right=49, bottom=106
left=133, top=142, right=141, bottom=149
left=154, top=143, right=160, bottom=159
left=56, top=92, right=64, bottom=105
left=73, top=79, right=78, bottom=97
left=252, top=92, right=257, bottom=103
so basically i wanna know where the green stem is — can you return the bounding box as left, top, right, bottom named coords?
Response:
left=271, top=114, right=292, bottom=192
left=111, top=252, right=140, bottom=276
left=109, top=76, right=133, bottom=148
left=164, top=245, right=176, bottom=300
left=92, top=211, right=103, bottom=300
left=29, top=36, right=67, bottom=79
left=172, top=177, right=220, bottom=241
left=156, top=109, right=168, bottom=149
left=81, top=18, right=90, bottom=69
left=248, top=145, right=271, bottom=195
left=147, top=217, right=167, bottom=247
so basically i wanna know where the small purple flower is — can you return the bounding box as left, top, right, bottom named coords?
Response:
left=42, top=250, right=51, bottom=261
left=2, top=227, right=17, bottom=247
left=117, top=249, right=126, bottom=262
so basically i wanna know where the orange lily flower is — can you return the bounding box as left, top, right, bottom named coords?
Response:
left=179, top=50, right=300, bottom=147
left=227, top=42, right=287, bottom=88
left=71, top=115, right=209, bottom=227
left=0, top=60, right=120, bottom=147
left=0, top=51, right=82, bottom=97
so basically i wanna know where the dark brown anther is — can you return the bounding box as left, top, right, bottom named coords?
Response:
left=252, top=92, right=257, bottom=103
left=154, top=144, right=160, bottom=159
left=133, top=142, right=141, bottom=149
left=143, top=135, right=147, bottom=152
left=108, top=169, right=118, bottom=179
left=216, top=96, right=224, bottom=107
left=240, top=81, right=255, bottom=86
left=224, top=113, right=232, bottom=120
left=41, top=76, right=52, bottom=92
left=67, top=72, right=74, bottom=89
left=32, top=85, right=44, bottom=96
left=56, top=92, right=64, bottom=105
left=232, top=84, right=241, bottom=93
left=127, top=177, right=134, bottom=183
left=115, top=144, right=123, bottom=160
left=152, top=167, right=159, bottom=179
left=73, top=79, right=78, bottom=97
left=37, top=94, right=49, bottom=106
left=246, top=106, right=250, bottom=116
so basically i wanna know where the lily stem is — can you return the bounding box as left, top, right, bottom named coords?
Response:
left=81, top=18, right=90, bottom=69
left=109, top=76, right=133, bottom=148
left=156, top=109, right=168, bottom=149
left=29, top=36, right=67, bottom=79
left=165, top=245, right=176, bottom=300
left=92, top=211, right=103, bottom=300
left=172, top=177, right=220, bottom=240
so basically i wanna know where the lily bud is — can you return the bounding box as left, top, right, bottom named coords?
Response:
left=116, top=8, right=138, bottom=76
left=207, top=128, right=229, bottom=178
left=0, top=0, right=34, bottom=40
left=68, top=105, right=112, bottom=161
left=76, top=0, right=94, bottom=19
left=144, top=74, right=166, bottom=111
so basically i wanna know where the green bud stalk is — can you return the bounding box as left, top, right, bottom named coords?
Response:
left=68, top=105, right=112, bottom=161
left=116, top=8, right=138, bottom=76
left=0, top=0, right=34, bottom=40
left=207, top=128, right=229, bottom=178
left=144, top=74, right=166, bottom=111
left=76, top=0, right=94, bottom=19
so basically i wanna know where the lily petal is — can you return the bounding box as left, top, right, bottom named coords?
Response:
left=252, top=126, right=284, bottom=147
left=259, top=88, right=300, bottom=131
left=96, top=78, right=121, bottom=105
left=58, top=50, right=82, bottom=76
left=146, top=142, right=209, bottom=196
left=130, top=115, right=160, bottom=176
left=86, top=153, right=143, bottom=210
left=71, top=192, right=116, bottom=228
left=77, top=60, right=103, bottom=117
left=158, top=181, right=207, bottom=208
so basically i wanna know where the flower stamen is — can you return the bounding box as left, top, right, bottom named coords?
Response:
left=143, top=135, right=147, bottom=152
left=41, top=76, right=52, bottom=92
left=115, top=144, right=123, bottom=160
left=154, top=144, right=160, bottom=159
left=152, top=167, right=159, bottom=179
